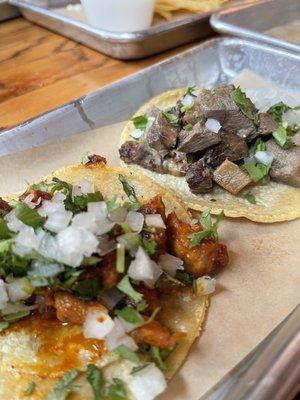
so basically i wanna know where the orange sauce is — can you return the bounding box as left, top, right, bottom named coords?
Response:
left=7, top=316, right=105, bottom=377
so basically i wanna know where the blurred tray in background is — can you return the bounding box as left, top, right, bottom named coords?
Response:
left=211, top=0, right=300, bottom=53
left=0, top=0, right=20, bottom=21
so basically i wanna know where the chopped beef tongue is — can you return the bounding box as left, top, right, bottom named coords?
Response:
left=145, top=106, right=161, bottom=119
left=213, top=159, right=251, bottom=195
left=185, top=158, right=213, bottom=194
left=266, top=139, right=300, bottom=187
left=258, top=113, right=277, bottom=136
left=177, top=121, right=221, bottom=153
left=146, top=111, right=179, bottom=151
left=204, top=132, right=248, bottom=168
left=185, top=85, right=257, bottom=140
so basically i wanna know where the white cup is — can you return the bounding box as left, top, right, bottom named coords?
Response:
left=81, top=0, right=155, bottom=32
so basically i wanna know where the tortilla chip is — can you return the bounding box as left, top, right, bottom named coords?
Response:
left=0, top=163, right=208, bottom=398
left=119, top=89, right=300, bottom=223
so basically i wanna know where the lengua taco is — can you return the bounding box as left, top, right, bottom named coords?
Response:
left=119, top=84, right=300, bottom=223
left=0, top=156, right=228, bottom=399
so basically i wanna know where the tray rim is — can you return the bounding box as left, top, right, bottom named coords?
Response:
left=210, top=0, right=300, bottom=54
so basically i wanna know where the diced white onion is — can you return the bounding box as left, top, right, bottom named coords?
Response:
left=158, top=253, right=184, bottom=277
left=72, top=180, right=94, bottom=197
left=146, top=116, right=155, bottom=131
left=109, top=206, right=128, bottom=224
left=128, top=363, right=167, bottom=400
left=44, top=210, right=72, bottom=233
left=283, top=109, right=300, bottom=126
left=29, top=260, right=64, bottom=278
left=182, top=94, right=195, bottom=108
left=87, top=202, right=115, bottom=235
left=197, top=276, right=216, bottom=295
left=105, top=318, right=138, bottom=351
left=6, top=278, right=32, bottom=302
left=1, top=302, right=37, bottom=316
left=4, top=210, right=26, bottom=233
left=131, top=129, right=144, bottom=140
left=13, top=226, right=44, bottom=257
left=38, top=193, right=66, bottom=217
left=127, top=247, right=163, bottom=287
left=126, top=211, right=144, bottom=232
left=83, top=308, right=114, bottom=340
left=0, top=279, right=9, bottom=310
left=97, top=236, right=117, bottom=256
left=254, top=151, right=274, bottom=166
left=71, top=212, right=99, bottom=234
left=145, top=214, right=166, bottom=229
left=205, top=118, right=221, bottom=133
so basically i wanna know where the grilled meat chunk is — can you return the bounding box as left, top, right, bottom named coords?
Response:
left=185, top=159, right=213, bottom=194
left=266, top=139, right=300, bottom=187
left=146, top=111, right=179, bottom=151
left=177, top=122, right=221, bottom=153
left=19, top=188, right=52, bottom=203
left=145, top=106, right=161, bottom=119
left=213, top=159, right=251, bottom=194
left=185, top=85, right=257, bottom=139
left=165, top=150, right=191, bottom=175
left=131, top=320, right=184, bottom=349
left=119, top=141, right=165, bottom=173
left=86, top=154, right=107, bottom=165
left=133, top=284, right=160, bottom=314
left=258, top=113, right=277, bottom=136
left=166, top=212, right=229, bottom=277
left=0, top=198, right=12, bottom=214
left=205, top=132, right=248, bottom=168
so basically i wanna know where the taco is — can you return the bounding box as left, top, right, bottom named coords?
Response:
left=0, top=156, right=228, bottom=399
left=119, top=84, right=300, bottom=223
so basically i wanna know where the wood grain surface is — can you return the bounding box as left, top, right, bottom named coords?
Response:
left=0, top=17, right=197, bottom=131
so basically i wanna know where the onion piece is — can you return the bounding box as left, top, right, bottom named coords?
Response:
left=72, top=179, right=94, bottom=198
left=243, top=155, right=256, bottom=165
left=97, top=236, right=117, bottom=256
left=181, top=94, right=195, bottom=108
left=71, top=212, right=99, bottom=234
left=83, top=308, right=114, bottom=340
left=44, top=210, right=72, bottom=233
left=0, top=279, right=9, bottom=310
left=6, top=278, right=33, bottom=302
left=4, top=210, right=26, bottom=233
left=13, top=226, right=44, bottom=257
left=197, top=276, right=216, bottom=295
left=131, top=129, right=144, bottom=140
left=126, top=211, right=144, bottom=232
left=158, top=253, right=184, bottom=277
left=127, top=247, right=163, bottom=287
left=205, top=118, right=221, bottom=133
left=145, top=214, right=166, bottom=229
left=1, top=302, right=37, bottom=316
left=105, top=318, right=138, bottom=351
left=109, top=206, right=128, bottom=224
left=254, top=150, right=274, bottom=166
left=29, top=260, right=64, bottom=278
left=87, top=202, right=115, bottom=235
left=117, top=233, right=140, bottom=256
left=128, top=363, right=167, bottom=400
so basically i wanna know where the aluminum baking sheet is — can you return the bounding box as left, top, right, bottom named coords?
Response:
left=0, top=0, right=20, bottom=21
left=1, top=36, right=299, bottom=156
left=211, top=0, right=300, bottom=54
left=8, top=0, right=215, bottom=59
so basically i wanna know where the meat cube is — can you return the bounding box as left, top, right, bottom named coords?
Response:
left=146, top=111, right=179, bottom=151
left=266, top=139, right=300, bottom=187
left=177, top=122, right=221, bottom=153
left=258, top=113, right=277, bottom=135
left=185, top=159, right=213, bottom=194
left=213, top=159, right=251, bottom=194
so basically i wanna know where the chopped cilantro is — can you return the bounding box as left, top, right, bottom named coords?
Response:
left=71, top=278, right=101, bottom=301
left=118, top=175, right=137, bottom=203
left=116, top=243, right=125, bottom=273
left=45, top=368, right=78, bottom=400
left=15, top=203, right=45, bottom=229
left=243, top=192, right=256, bottom=204
left=267, top=101, right=292, bottom=124
left=232, top=86, right=259, bottom=126
left=65, top=192, right=103, bottom=214
left=117, top=276, right=143, bottom=303
left=210, top=198, right=216, bottom=202
left=272, top=124, right=294, bottom=149
left=141, top=238, right=156, bottom=255
left=30, top=182, right=49, bottom=192
left=113, top=345, right=139, bottom=363
left=242, top=163, right=269, bottom=183
left=136, top=299, right=148, bottom=312
left=189, top=209, right=224, bottom=247
left=115, top=306, right=143, bottom=324
left=24, top=382, right=36, bottom=396
left=106, top=196, right=120, bottom=214
left=163, top=112, right=179, bottom=125
left=0, top=219, right=11, bottom=240
left=175, top=271, right=196, bottom=288
left=107, top=378, right=127, bottom=400
left=82, top=256, right=102, bottom=266
left=48, top=177, right=71, bottom=195
left=183, top=123, right=193, bottom=131
left=3, top=310, right=31, bottom=322
left=160, top=343, right=177, bottom=360
left=132, top=115, right=148, bottom=131
left=86, top=364, right=103, bottom=400
left=183, top=86, right=197, bottom=97
left=81, top=152, right=91, bottom=165
left=149, top=346, right=166, bottom=371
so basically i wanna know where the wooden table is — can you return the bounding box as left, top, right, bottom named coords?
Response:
left=0, top=17, right=197, bottom=131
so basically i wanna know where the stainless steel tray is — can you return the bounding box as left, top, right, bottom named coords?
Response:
left=0, top=37, right=299, bottom=399
left=0, top=0, right=20, bottom=21
left=211, top=0, right=300, bottom=54
left=1, top=37, right=299, bottom=156
left=8, top=0, right=215, bottom=59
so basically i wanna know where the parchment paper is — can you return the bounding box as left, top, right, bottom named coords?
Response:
left=0, top=72, right=299, bottom=400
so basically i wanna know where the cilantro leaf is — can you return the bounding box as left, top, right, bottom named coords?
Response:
left=65, top=192, right=103, bottom=214
left=232, top=86, right=259, bottom=125
left=71, top=278, right=101, bottom=301
left=242, top=163, right=269, bottom=182
left=163, top=112, right=179, bottom=125
left=45, top=369, right=78, bottom=400
left=113, top=345, right=139, bottom=363
left=243, top=192, right=256, bottom=204
left=117, top=276, right=143, bottom=303
left=48, top=177, right=71, bottom=195
left=15, top=203, right=45, bottom=229
left=183, top=123, right=193, bottom=131
left=24, top=382, right=36, bottom=396
left=183, top=86, right=197, bottom=97
left=136, top=299, right=148, bottom=312
left=141, top=238, right=156, bottom=255
left=0, top=219, right=11, bottom=240
left=267, top=102, right=292, bottom=124
left=3, top=310, right=31, bottom=322
left=118, top=175, right=137, bottom=203
left=189, top=209, right=224, bottom=247
left=107, top=378, right=127, bottom=400
left=115, top=306, right=143, bottom=324
left=116, top=243, right=125, bottom=273
left=132, top=115, right=148, bottom=131
left=81, top=152, right=91, bottom=165
left=272, top=124, right=294, bottom=149
left=149, top=346, right=167, bottom=371
left=86, top=364, right=103, bottom=400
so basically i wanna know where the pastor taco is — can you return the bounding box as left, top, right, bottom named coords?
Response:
left=0, top=156, right=228, bottom=399
left=119, top=84, right=300, bottom=223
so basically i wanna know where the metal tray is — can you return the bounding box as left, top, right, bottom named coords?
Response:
left=211, top=0, right=300, bottom=54
left=8, top=0, right=215, bottom=59
left=0, top=37, right=299, bottom=399
left=0, top=0, right=20, bottom=21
